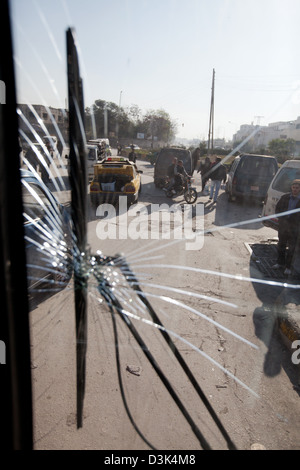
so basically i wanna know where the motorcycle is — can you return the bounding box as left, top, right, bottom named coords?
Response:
left=156, top=176, right=169, bottom=189
left=165, top=175, right=198, bottom=204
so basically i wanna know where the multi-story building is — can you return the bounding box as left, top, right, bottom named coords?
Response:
left=232, top=117, right=300, bottom=156
left=18, top=103, right=68, bottom=144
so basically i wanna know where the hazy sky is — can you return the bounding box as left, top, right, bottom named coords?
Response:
left=10, top=0, right=300, bottom=140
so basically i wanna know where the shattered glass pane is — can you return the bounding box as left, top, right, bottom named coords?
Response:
left=5, top=0, right=300, bottom=451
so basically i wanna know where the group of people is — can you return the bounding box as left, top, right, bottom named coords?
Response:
left=167, top=154, right=300, bottom=277
left=165, top=154, right=227, bottom=201
left=198, top=156, right=300, bottom=277
left=197, top=155, right=227, bottom=203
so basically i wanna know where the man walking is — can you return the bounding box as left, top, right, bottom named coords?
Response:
left=272, top=179, right=300, bottom=275
left=128, top=145, right=137, bottom=163
left=198, top=156, right=211, bottom=192
left=209, top=156, right=227, bottom=203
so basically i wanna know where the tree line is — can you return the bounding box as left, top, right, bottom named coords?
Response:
left=84, top=99, right=298, bottom=162
left=231, top=137, right=297, bottom=163
left=85, top=99, right=177, bottom=143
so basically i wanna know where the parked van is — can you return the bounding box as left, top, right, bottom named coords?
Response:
left=261, top=159, right=300, bottom=230
left=154, top=147, right=192, bottom=187
left=66, top=143, right=100, bottom=180
left=88, top=138, right=112, bottom=156
left=87, top=144, right=100, bottom=180
left=226, top=153, right=278, bottom=203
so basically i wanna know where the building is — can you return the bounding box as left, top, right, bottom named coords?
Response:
left=18, top=103, right=68, bottom=145
left=232, top=117, right=300, bottom=156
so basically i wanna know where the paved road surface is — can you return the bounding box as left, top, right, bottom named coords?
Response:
left=29, top=154, right=300, bottom=450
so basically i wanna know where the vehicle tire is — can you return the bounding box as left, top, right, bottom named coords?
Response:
left=184, top=188, right=197, bottom=204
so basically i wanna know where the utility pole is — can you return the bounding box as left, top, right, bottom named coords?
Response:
left=116, top=90, right=122, bottom=140
left=254, top=115, right=264, bottom=126
left=207, top=69, right=215, bottom=156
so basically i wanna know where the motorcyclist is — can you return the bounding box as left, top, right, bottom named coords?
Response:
left=165, top=157, right=178, bottom=193
left=174, top=160, right=190, bottom=191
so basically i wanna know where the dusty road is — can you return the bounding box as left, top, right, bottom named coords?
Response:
left=30, top=157, right=300, bottom=450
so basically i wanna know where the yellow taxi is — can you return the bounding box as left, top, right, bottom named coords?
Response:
left=89, top=157, right=142, bottom=207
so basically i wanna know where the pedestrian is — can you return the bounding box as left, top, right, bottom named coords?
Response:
left=198, top=156, right=211, bottom=192
left=272, top=179, right=300, bottom=275
left=128, top=145, right=136, bottom=163
left=209, top=156, right=227, bottom=203
left=117, top=143, right=123, bottom=155
left=191, top=147, right=200, bottom=174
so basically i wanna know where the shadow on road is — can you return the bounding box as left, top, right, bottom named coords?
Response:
left=211, top=192, right=264, bottom=230
left=249, top=253, right=300, bottom=395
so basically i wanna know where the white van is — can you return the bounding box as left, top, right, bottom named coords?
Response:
left=261, top=159, right=300, bottom=230
left=86, top=144, right=99, bottom=180
left=88, top=138, right=112, bottom=157
left=65, top=144, right=100, bottom=180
